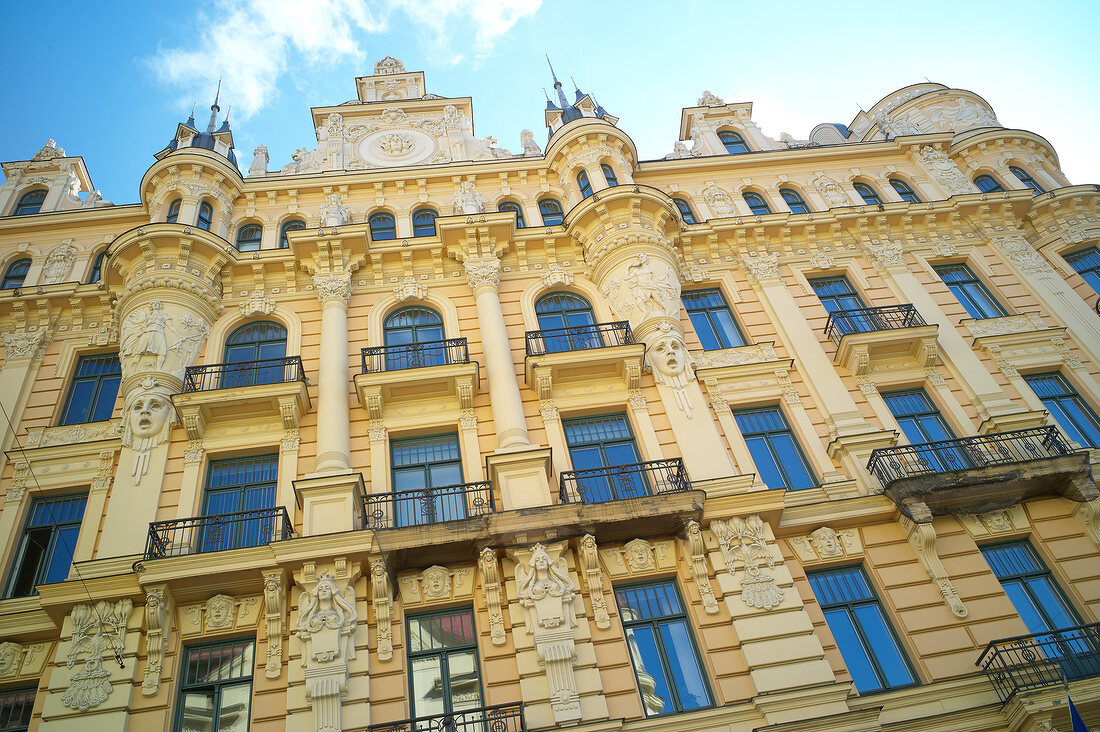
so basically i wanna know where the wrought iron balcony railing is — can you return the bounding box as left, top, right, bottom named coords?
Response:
left=977, top=622, right=1100, bottom=703
left=867, top=426, right=1075, bottom=487
left=823, top=304, right=926, bottom=344
left=368, top=703, right=526, bottom=732
left=361, top=338, right=470, bottom=373
left=183, top=356, right=306, bottom=392
left=559, top=458, right=690, bottom=504
left=363, top=481, right=494, bottom=529
left=144, top=506, right=294, bottom=560
left=525, top=320, right=634, bottom=356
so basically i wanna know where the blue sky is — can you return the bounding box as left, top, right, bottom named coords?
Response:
left=2, top=1, right=1098, bottom=204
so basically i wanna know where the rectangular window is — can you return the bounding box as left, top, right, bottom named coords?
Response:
left=407, top=608, right=483, bottom=720
left=682, top=289, right=747, bottom=350
left=881, top=389, right=974, bottom=472
left=933, top=264, right=1008, bottom=319
left=614, top=580, right=712, bottom=716
left=732, top=407, right=816, bottom=490
left=980, top=541, right=1083, bottom=635
left=563, top=414, right=646, bottom=501
left=807, top=566, right=917, bottom=694
left=0, top=687, right=35, bottom=732
left=4, top=494, right=86, bottom=598
left=175, top=638, right=254, bottom=732
left=390, top=433, right=464, bottom=526
left=59, top=354, right=122, bottom=425
left=202, top=455, right=277, bottom=553
left=1064, top=246, right=1100, bottom=295
left=808, top=276, right=884, bottom=335
left=1023, top=373, right=1100, bottom=448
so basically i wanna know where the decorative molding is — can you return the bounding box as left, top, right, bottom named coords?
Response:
left=262, top=570, right=286, bottom=678
left=693, top=342, right=777, bottom=369
left=240, top=295, right=277, bottom=316
left=790, top=526, right=863, bottom=565
left=540, top=264, right=575, bottom=288
left=41, top=241, right=77, bottom=284
left=142, top=585, right=172, bottom=695
left=282, top=429, right=301, bottom=451
left=905, top=520, right=968, bottom=618
left=864, top=239, right=906, bottom=269
left=184, top=439, right=204, bottom=463
left=463, top=257, right=501, bottom=293
left=0, top=642, right=24, bottom=678
left=741, top=253, right=780, bottom=283
left=711, top=515, right=784, bottom=611
left=1074, top=499, right=1100, bottom=553
left=451, top=180, right=485, bottom=215
left=956, top=505, right=1030, bottom=539
left=577, top=535, right=610, bottom=630
left=479, top=548, right=508, bottom=644
left=3, top=328, right=49, bottom=361
left=393, top=276, right=427, bottom=302
left=701, top=183, right=736, bottom=216
left=684, top=521, right=719, bottom=614
left=810, top=172, right=850, bottom=207
left=397, top=565, right=474, bottom=607
left=319, top=193, right=351, bottom=226
left=313, top=271, right=353, bottom=305
left=62, top=599, right=133, bottom=712
left=965, top=313, right=1045, bottom=338
left=5, top=462, right=29, bottom=504
left=370, top=558, right=393, bottom=661
left=598, top=538, right=677, bottom=579
left=23, top=419, right=123, bottom=449
left=179, top=593, right=261, bottom=637
left=916, top=146, right=974, bottom=195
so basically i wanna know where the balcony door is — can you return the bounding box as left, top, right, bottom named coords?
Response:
left=881, top=389, right=973, bottom=473
left=390, top=434, right=465, bottom=527
left=223, top=321, right=287, bottom=388
left=535, top=292, right=600, bottom=353
left=563, top=414, right=647, bottom=501
left=384, top=306, right=446, bottom=370
left=808, top=276, right=878, bottom=335
left=201, top=454, right=278, bottom=552
left=407, top=608, right=484, bottom=723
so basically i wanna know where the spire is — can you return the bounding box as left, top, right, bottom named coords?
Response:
left=206, top=78, right=222, bottom=133
left=571, top=76, right=585, bottom=103
left=186, top=102, right=197, bottom=128
left=544, top=88, right=557, bottom=110
left=546, top=56, right=571, bottom=110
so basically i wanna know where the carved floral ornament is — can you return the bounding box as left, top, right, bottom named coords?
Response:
left=711, top=515, right=784, bottom=611
left=62, top=599, right=133, bottom=712
left=313, top=271, right=353, bottom=305
left=41, top=241, right=77, bottom=284
left=916, top=146, right=974, bottom=195
left=2, top=328, right=49, bottom=361
left=463, top=257, right=501, bottom=292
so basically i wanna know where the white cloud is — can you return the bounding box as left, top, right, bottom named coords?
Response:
left=149, top=0, right=540, bottom=119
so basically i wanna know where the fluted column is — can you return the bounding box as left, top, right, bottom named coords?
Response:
left=464, top=257, right=530, bottom=449
left=312, top=272, right=353, bottom=474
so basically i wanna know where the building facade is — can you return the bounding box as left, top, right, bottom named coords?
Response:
left=0, top=57, right=1098, bottom=731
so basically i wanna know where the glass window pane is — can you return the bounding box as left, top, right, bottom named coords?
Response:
left=657, top=621, right=710, bottom=710
left=216, top=682, right=252, bottom=731
left=40, top=525, right=79, bottom=585
left=446, top=650, right=483, bottom=712
left=1024, top=576, right=1080, bottom=631
left=823, top=607, right=884, bottom=692
left=852, top=604, right=916, bottom=688
left=180, top=691, right=215, bottom=732
left=768, top=433, right=816, bottom=489
left=625, top=625, right=675, bottom=716
left=1002, top=581, right=1053, bottom=635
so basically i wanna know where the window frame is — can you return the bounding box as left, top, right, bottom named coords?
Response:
left=600, top=163, right=619, bottom=187
left=538, top=198, right=564, bottom=226
left=577, top=170, right=594, bottom=199
left=888, top=178, right=921, bottom=203
left=165, top=198, right=182, bottom=224
left=59, top=353, right=122, bottom=425
left=974, top=174, right=1005, bottom=193
left=682, top=288, right=747, bottom=350
left=497, top=201, right=525, bottom=228
left=235, top=224, right=263, bottom=252
left=731, top=406, right=817, bottom=491
left=1023, top=372, right=1100, bottom=449
left=405, top=607, right=484, bottom=720
left=1009, top=166, right=1045, bottom=195
left=852, top=182, right=883, bottom=206
left=200, top=454, right=278, bottom=553
left=742, top=192, right=771, bottom=216
left=1064, top=246, right=1100, bottom=295
left=0, top=686, right=36, bottom=732
left=979, top=541, right=1084, bottom=634
left=278, top=219, right=305, bottom=249
left=411, top=208, right=438, bottom=237
left=88, top=250, right=106, bottom=283
left=779, top=188, right=810, bottom=214
left=4, top=493, right=87, bottom=598
left=369, top=212, right=397, bottom=241
left=1, top=259, right=31, bottom=290
left=672, top=197, right=696, bottom=224
left=196, top=201, right=214, bottom=231
left=13, top=190, right=47, bottom=216
left=933, top=263, right=1008, bottom=319
left=173, top=637, right=256, bottom=732
left=717, top=130, right=750, bottom=154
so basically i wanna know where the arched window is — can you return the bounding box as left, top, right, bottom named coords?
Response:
left=1009, top=166, right=1045, bottom=196
left=13, top=190, right=46, bottom=216
left=780, top=188, right=810, bottom=214
left=673, top=198, right=697, bottom=224
left=974, top=175, right=1005, bottom=193
left=196, top=201, right=214, bottom=231
left=88, top=251, right=106, bottom=284
left=601, top=164, right=619, bottom=187
left=853, top=182, right=883, bottom=205
left=535, top=292, right=599, bottom=353
left=369, top=212, right=396, bottom=241
left=412, top=208, right=438, bottom=237
left=279, top=219, right=305, bottom=248
left=718, top=130, right=750, bottom=154
left=539, top=198, right=564, bottom=226
left=383, top=306, right=446, bottom=369
left=165, top=198, right=182, bottom=224
left=498, top=201, right=526, bottom=228
left=889, top=179, right=921, bottom=203
left=223, top=321, right=288, bottom=387
left=577, top=170, right=593, bottom=199
left=2, top=259, right=31, bottom=289
left=235, top=224, right=263, bottom=252
left=743, top=192, right=771, bottom=216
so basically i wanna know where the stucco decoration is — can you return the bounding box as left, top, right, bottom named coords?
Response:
left=810, top=172, right=850, bottom=207
left=369, top=559, right=393, bottom=661
left=956, top=505, right=1029, bottom=539
left=993, top=235, right=1059, bottom=282
left=906, top=521, right=968, bottom=618
left=41, top=241, right=77, bottom=284
left=540, top=263, right=574, bottom=288
left=712, top=515, right=784, bottom=611
left=451, top=180, right=484, bottom=215
left=262, top=570, right=286, bottom=678
left=393, top=276, right=427, bottom=302
left=313, top=272, right=353, bottom=305
left=520, top=129, right=542, bottom=156
left=0, top=643, right=23, bottom=678
left=319, top=193, right=351, bottom=227
left=204, top=594, right=240, bottom=631
left=790, top=526, right=863, bottom=564
left=577, top=535, right=610, bottom=630
left=464, top=257, right=502, bottom=293
left=701, top=183, right=736, bottom=216
left=375, top=56, right=404, bottom=74
left=684, top=520, right=719, bottom=614
left=3, top=328, right=48, bottom=361
left=62, top=599, right=133, bottom=712
left=141, top=585, right=172, bottom=695
left=240, top=295, right=277, bottom=316
left=741, top=253, right=780, bottom=283
left=623, top=538, right=657, bottom=572
left=916, top=146, right=975, bottom=195
left=515, top=543, right=582, bottom=725
left=864, top=239, right=907, bottom=269
left=965, top=313, right=1045, bottom=337
left=873, top=110, right=922, bottom=138
left=249, top=145, right=269, bottom=176
left=925, top=98, right=999, bottom=131
left=120, top=299, right=208, bottom=376
left=664, top=141, right=702, bottom=159
left=121, top=376, right=174, bottom=483
left=601, top=253, right=679, bottom=323
left=478, top=548, right=508, bottom=644
left=295, top=565, right=359, bottom=732
left=698, top=90, right=725, bottom=107
left=33, top=138, right=66, bottom=160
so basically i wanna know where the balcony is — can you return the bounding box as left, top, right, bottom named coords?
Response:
left=173, top=357, right=310, bottom=439
left=977, top=622, right=1100, bottom=703
left=560, top=458, right=690, bottom=504
left=524, top=321, right=645, bottom=402
left=824, top=305, right=938, bottom=375
left=368, top=703, right=526, bottom=732
left=144, top=507, right=294, bottom=560
left=354, top=339, right=479, bottom=419
left=867, top=427, right=1095, bottom=522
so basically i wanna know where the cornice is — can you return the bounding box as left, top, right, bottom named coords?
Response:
left=0, top=203, right=145, bottom=232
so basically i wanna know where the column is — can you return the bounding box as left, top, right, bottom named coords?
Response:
left=0, top=328, right=49, bottom=473
left=312, top=271, right=353, bottom=474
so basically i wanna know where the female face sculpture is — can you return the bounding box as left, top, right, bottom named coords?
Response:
left=128, top=393, right=171, bottom=440
left=650, top=335, right=687, bottom=380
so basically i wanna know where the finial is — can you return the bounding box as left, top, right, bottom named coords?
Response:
left=212, top=78, right=222, bottom=110
left=571, top=76, right=579, bottom=92
left=190, top=102, right=197, bottom=117
left=225, top=106, right=231, bottom=122
left=546, top=55, right=561, bottom=86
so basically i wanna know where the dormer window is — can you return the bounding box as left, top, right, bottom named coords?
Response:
left=13, top=190, right=46, bottom=216
left=718, top=130, right=750, bottom=155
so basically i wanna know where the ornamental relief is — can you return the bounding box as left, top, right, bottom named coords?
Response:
left=397, top=565, right=475, bottom=607
left=62, top=599, right=134, bottom=712
left=0, top=641, right=52, bottom=680
left=178, top=593, right=262, bottom=637
left=598, top=538, right=677, bottom=578
left=789, top=526, right=863, bottom=565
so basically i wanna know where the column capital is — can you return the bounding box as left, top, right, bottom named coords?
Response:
left=463, top=256, right=501, bottom=294
left=313, top=271, right=352, bottom=305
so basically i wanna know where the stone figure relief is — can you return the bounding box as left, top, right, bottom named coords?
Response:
left=520, top=129, right=542, bottom=156
left=623, top=538, right=656, bottom=572
left=204, top=594, right=239, bottom=631
left=41, top=241, right=76, bottom=284
left=810, top=172, right=851, bottom=207
left=697, top=90, right=725, bottom=106
left=810, top=527, right=844, bottom=557
left=142, top=585, right=172, bottom=695
left=478, top=548, right=508, bottom=644
left=926, top=98, right=999, bottom=131
left=600, top=253, right=679, bottom=323
left=701, top=183, right=736, bottom=216
left=874, top=110, right=922, bottom=137
left=378, top=132, right=414, bottom=156
left=249, top=145, right=269, bottom=176
left=375, top=56, right=405, bottom=74
left=684, top=520, right=719, bottom=614
left=62, top=599, right=133, bottom=712
left=0, top=643, right=23, bottom=678
left=712, top=515, right=784, bottom=611
left=420, top=565, right=452, bottom=600
left=319, top=193, right=351, bottom=227
left=916, top=146, right=975, bottom=195
left=262, top=570, right=286, bottom=678
left=451, top=180, right=484, bottom=215
left=295, top=565, right=359, bottom=732
left=33, top=138, right=66, bottom=160
left=577, top=535, right=611, bottom=630
left=664, top=141, right=702, bottom=159
left=119, top=299, right=208, bottom=377
left=122, top=376, right=174, bottom=484
left=370, top=559, right=393, bottom=661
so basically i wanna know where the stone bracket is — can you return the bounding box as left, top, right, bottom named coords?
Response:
left=262, top=569, right=286, bottom=679
left=903, top=519, right=968, bottom=618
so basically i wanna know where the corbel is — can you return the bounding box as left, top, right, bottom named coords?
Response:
left=478, top=547, right=508, bottom=644
left=903, top=518, right=967, bottom=618
left=262, top=569, right=286, bottom=678
left=683, top=520, right=719, bottom=614
left=578, top=534, right=611, bottom=629
left=141, top=584, right=173, bottom=695
left=369, top=556, right=394, bottom=661
left=1074, top=499, right=1100, bottom=552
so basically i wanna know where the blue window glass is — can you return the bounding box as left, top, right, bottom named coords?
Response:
left=0, top=686, right=35, bottom=731
left=165, top=198, right=182, bottom=224
left=412, top=208, right=438, bottom=237
left=1024, top=373, right=1100, bottom=448
left=202, top=455, right=277, bottom=553
left=718, top=130, right=749, bottom=154
left=390, top=434, right=465, bottom=527
left=780, top=188, right=810, bottom=214
left=974, top=175, right=1005, bottom=193
left=563, top=414, right=647, bottom=501
left=807, top=566, right=918, bottom=694
left=383, top=306, right=446, bottom=369
left=1, top=259, right=31, bottom=289
left=980, top=542, right=1082, bottom=635
left=538, top=198, right=564, bottom=226
left=1010, top=166, right=1045, bottom=196
left=853, top=182, right=883, bottom=205
left=176, top=639, right=254, bottom=732
left=223, top=321, right=288, bottom=387
left=4, top=494, right=87, bottom=598
left=577, top=170, right=594, bottom=199
left=13, top=190, right=46, bottom=216
left=406, top=608, right=482, bottom=719
left=498, top=201, right=525, bottom=228
left=743, top=192, right=771, bottom=215
left=279, top=219, right=305, bottom=248
left=889, top=178, right=921, bottom=203
left=615, top=580, right=712, bottom=716
left=196, top=201, right=214, bottom=231
left=60, top=354, right=122, bottom=425
left=535, top=292, right=599, bottom=352
left=369, top=212, right=396, bottom=241
left=88, top=251, right=106, bottom=283
left=235, top=224, right=262, bottom=251
left=732, top=407, right=816, bottom=490
left=601, top=164, right=619, bottom=187
left=682, top=289, right=746, bottom=349
left=934, top=263, right=1007, bottom=319
left=1064, top=246, right=1100, bottom=295
left=809, top=276, right=866, bottom=313
left=673, top=198, right=696, bottom=224
left=881, top=388, right=974, bottom=472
